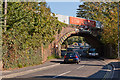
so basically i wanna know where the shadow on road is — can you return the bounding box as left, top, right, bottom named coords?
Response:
left=31, top=61, right=119, bottom=80
left=50, top=57, right=105, bottom=64
left=2, top=59, right=119, bottom=80
left=50, top=61, right=63, bottom=63
left=50, top=60, right=77, bottom=64
left=2, top=77, right=103, bottom=80
left=109, top=61, right=120, bottom=69
left=108, top=61, right=120, bottom=79
left=79, top=64, right=104, bottom=67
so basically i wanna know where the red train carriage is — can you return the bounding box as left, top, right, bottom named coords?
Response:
left=69, top=16, right=96, bottom=29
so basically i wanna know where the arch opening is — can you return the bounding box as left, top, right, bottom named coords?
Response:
left=59, top=32, right=104, bottom=58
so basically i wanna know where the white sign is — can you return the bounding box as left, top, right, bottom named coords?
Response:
left=56, top=45, right=58, bottom=47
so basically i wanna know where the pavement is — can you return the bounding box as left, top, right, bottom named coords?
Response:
left=0, top=58, right=119, bottom=80
left=1, top=59, right=62, bottom=78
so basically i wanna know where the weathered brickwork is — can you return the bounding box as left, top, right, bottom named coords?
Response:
left=41, top=26, right=76, bottom=63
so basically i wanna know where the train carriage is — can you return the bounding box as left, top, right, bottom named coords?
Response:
left=54, top=14, right=102, bottom=29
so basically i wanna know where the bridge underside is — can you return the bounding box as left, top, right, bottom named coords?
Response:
left=56, top=27, right=115, bottom=58
left=62, top=31, right=113, bottom=58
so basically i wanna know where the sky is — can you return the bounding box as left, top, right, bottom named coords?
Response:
left=47, top=2, right=83, bottom=17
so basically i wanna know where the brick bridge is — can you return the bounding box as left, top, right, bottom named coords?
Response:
left=41, top=25, right=113, bottom=63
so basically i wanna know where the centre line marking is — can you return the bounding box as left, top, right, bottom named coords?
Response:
left=53, top=71, right=71, bottom=78
left=77, top=65, right=84, bottom=69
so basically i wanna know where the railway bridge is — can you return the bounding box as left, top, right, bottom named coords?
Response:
left=53, top=26, right=105, bottom=57
left=42, top=14, right=113, bottom=62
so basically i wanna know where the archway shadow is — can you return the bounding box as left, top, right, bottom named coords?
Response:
left=32, top=60, right=119, bottom=80
left=2, top=60, right=119, bottom=80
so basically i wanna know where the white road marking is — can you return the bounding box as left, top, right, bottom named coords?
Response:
left=77, top=65, right=84, bottom=69
left=53, top=71, right=71, bottom=78
left=2, top=63, right=60, bottom=78
left=99, top=60, right=116, bottom=80
left=2, top=71, right=11, bottom=73
left=110, top=65, right=115, bottom=79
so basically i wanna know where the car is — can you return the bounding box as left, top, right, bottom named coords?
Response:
left=64, top=52, right=81, bottom=64
left=73, top=49, right=82, bottom=57
left=67, top=47, right=74, bottom=52
left=87, top=48, right=99, bottom=57
left=81, top=50, right=87, bottom=57
left=79, top=46, right=85, bottom=50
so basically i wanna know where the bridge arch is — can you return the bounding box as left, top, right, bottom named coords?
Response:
left=56, top=28, right=104, bottom=56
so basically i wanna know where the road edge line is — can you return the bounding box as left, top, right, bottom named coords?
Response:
left=101, top=62, right=115, bottom=80
left=1, top=63, right=60, bottom=78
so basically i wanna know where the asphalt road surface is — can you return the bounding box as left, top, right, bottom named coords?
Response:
left=13, top=57, right=114, bottom=80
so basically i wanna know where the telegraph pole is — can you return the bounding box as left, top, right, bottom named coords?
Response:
left=4, top=0, right=7, bottom=32
left=118, top=2, right=119, bottom=59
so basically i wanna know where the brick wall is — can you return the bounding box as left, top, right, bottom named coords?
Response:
left=41, top=26, right=75, bottom=63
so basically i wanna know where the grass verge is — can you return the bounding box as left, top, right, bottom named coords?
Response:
left=47, top=54, right=61, bottom=60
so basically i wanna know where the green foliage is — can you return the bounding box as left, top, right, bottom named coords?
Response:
left=66, top=36, right=83, bottom=45
left=47, top=54, right=60, bottom=60
left=2, top=2, right=67, bottom=70
left=77, top=2, right=120, bottom=57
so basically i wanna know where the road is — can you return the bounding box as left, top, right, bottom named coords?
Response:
left=2, top=47, right=118, bottom=80
left=13, top=57, right=113, bottom=80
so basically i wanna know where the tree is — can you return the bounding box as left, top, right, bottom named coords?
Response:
left=77, top=2, right=120, bottom=57
left=2, top=2, right=67, bottom=69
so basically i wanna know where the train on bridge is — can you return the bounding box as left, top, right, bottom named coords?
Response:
left=54, top=14, right=102, bottom=30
